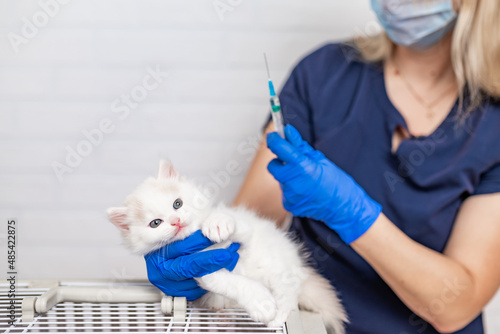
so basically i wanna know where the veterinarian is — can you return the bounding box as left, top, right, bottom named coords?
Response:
left=144, top=0, right=500, bottom=333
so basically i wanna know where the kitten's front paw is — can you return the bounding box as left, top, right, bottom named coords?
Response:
left=202, top=212, right=235, bottom=243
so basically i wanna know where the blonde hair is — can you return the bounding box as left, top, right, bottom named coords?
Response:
left=354, top=0, right=500, bottom=115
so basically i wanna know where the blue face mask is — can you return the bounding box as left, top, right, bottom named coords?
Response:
left=371, top=0, right=457, bottom=50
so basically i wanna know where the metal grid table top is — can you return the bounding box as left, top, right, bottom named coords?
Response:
left=0, top=283, right=286, bottom=334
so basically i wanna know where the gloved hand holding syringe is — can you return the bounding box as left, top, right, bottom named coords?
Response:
left=264, top=53, right=285, bottom=138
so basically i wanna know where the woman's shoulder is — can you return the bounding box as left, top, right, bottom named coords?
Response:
left=293, top=42, right=367, bottom=77
left=467, top=99, right=500, bottom=162
left=466, top=99, right=500, bottom=195
left=278, top=42, right=374, bottom=144
left=486, top=98, right=500, bottom=113
left=480, top=99, right=500, bottom=139
left=476, top=99, right=500, bottom=129
left=285, top=42, right=369, bottom=99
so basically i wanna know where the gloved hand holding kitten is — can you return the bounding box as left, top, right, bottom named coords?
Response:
left=144, top=230, right=240, bottom=301
left=267, top=124, right=382, bottom=244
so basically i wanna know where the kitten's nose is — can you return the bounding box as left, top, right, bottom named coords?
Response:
left=170, top=217, right=181, bottom=226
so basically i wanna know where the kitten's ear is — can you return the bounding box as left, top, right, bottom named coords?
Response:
left=158, top=160, right=178, bottom=179
left=107, top=207, right=129, bottom=231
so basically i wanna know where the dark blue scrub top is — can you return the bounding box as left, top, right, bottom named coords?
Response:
left=276, top=43, right=500, bottom=334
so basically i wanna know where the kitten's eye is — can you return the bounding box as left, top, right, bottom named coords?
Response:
left=149, top=219, right=163, bottom=228
left=173, top=198, right=183, bottom=209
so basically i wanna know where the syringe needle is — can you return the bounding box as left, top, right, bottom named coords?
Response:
left=263, top=53, right=271, bottom=80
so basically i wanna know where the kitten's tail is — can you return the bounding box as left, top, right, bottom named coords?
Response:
left=298, top=269, right=348, bottom=334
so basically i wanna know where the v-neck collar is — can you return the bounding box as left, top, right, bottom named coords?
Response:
left=370, top=61, right=459, bottom=154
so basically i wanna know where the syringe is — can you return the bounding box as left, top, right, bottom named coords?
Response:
left=264, top=53, right=285, bottom=138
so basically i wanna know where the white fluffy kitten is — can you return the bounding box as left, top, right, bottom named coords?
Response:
left=107, top=160, right=347, bottom=333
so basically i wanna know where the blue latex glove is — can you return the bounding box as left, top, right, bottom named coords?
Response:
left=144, top=230, right=240, bottom=301
left=267, top=125, right=382, bottom=244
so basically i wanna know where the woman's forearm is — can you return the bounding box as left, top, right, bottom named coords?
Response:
left=232, top=122, right=288, bottom=226
left=351, top=214, right=477, bottom=333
